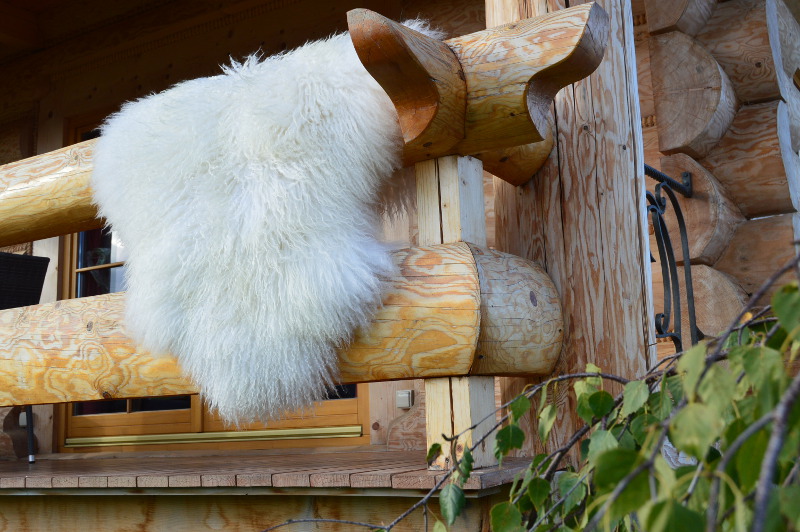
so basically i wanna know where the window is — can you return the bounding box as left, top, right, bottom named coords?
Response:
left=55, top=114, right=370, bottom=452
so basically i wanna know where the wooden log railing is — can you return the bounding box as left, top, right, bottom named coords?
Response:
left=0, top=242, right=563, bottom=407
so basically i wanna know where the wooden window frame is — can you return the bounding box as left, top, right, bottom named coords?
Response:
left=54, top=111, right=371, bottom=453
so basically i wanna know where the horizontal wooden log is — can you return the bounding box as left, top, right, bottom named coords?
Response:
left=644, top=0, right=717, bottom=36
left=0, top=242, right=563, bottom=407
left=0, top=139, right=102, bottom=247
left=700, top=100, right=800, bottom=218
left=650, top=31, right=737, bottom=159
left=651, top=154, right=743, bottom=265
left=348, top=4, right=609, bottom=166
left=714, top=212, right=800, bottom=303
left=697, top=0, right=799, bottom=106
left=651, top=263, right=747, bottom=348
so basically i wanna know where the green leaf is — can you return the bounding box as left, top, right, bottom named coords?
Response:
left=669, top=403, right=724, bottom=459
left=644, top=499, right=705, bottom=532
left=427, top=443, right=442, bottom=466
left=433, top=521, right=447, bottom=532
left=574, top=379, right=598, bottom=400
left=611, top=425, right=637, bottom=451
left=630, top=413, right=658, bottom=446
left=594, top=449, right=639, bottom=490
left=509, top=395, right=531, bottom=423
left=698, top=364, right=736, bottom=414
left=440, top=483, right=466, bottom=526
left=577, top=393, right=595, bottom=424
left=539, top=404, right=557, bottom=443
left=587, top=430, right=619, bottom=464
left=456, top=447, right=474, bottom=484
left=558, top=472, right=586, bottom=514
left=490, top=502, right=525, bottom=532
left=621, top=380, right=650, bottom=417
left=773, top=282, right=800, bottom=338
left=648, top=391, right=674, bottom=421
left=664, top=375, right=684, bottom=405
left=586, top=363, right=603, bottom=388
left=495, top=424, right=525, bottom=463
left=735, top=428, right=768, bottom=491
left=780, top=485, right=800, bottom=529
left=609, top=468, right=650, bottom=521
left=678, top=343, right=706, bottom=402
left=528, top=477, right=550, bottom=511
left=588, top=390, right=616, bottom=418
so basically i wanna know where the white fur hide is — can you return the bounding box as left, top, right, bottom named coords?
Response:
left=91, top=26, right=433, bottom=424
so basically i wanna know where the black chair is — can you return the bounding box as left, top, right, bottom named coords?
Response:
left=0, top=251, right=50, bottom=463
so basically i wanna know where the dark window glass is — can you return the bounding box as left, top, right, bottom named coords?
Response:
left=130, top=396, right=192, bottom=412
left=325, top=384, right=357, bottom=400
left=73, top=399, right=127, bottom=416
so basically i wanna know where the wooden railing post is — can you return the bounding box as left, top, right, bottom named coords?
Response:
left=416, top=155, right=498, bottom=470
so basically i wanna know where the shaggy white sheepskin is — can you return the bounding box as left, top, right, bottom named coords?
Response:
left=92, top=23, right=437, bottom=424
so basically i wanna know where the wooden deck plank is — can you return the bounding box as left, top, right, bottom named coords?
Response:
left=0, top=450, right=524, bottom=491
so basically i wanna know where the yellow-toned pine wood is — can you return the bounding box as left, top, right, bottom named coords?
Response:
left=490, top=0, right=654, bottom=462
left=447, top=3, right=609, bottom=156
left=415, top=156, right=497, bottom=470
left=0, top=139, right=101, bottom=247
left=650, top=30, right=737, bottom=159
left=0, top=242, right=562, bottom=408
left=475, top=123, right=555, bottom=186
left=347, top=4, right=608, bottom=170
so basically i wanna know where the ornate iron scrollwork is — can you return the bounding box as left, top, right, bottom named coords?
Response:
left=645, top=164, right=703, bottom=352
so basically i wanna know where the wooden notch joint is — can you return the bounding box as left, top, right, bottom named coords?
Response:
left=347, top=4, right=609, bottom=176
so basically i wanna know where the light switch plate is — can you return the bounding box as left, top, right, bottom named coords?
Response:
left=396, top=389, right=414, bottom=409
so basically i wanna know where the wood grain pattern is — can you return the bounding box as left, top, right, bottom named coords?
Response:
left=475, top=121, right=555, bottom=186
left=415, top=155, right=496, bottom=470
left=714, top=213, right=800, bottom=303
left=650, top=30, right=738, bottom=158
left=697, top=0, right=779, bottom=103
left=651, top=264, right=747, bottom=348
left=470, top=244, right=563, bottom=375
left=491, top=0, right=654, bottom=463
left=0, top=139, right=102, bottom=247
left=644, top=0, right=716, bottom=36
left=347, top=9, right=467, bottom=163
left=700, top=100, right=799, bottom=218
left=448, top=3, right=610, bottom=155
left=0, top=242, right=562, bottom=407
left=652, top=154, right=743, bottom=265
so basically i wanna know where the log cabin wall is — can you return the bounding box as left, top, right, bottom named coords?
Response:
left=637, top=0, right=800, bottom=357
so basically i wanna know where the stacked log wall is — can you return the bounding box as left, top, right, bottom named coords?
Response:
left=639, top=0, right=800, bottom=354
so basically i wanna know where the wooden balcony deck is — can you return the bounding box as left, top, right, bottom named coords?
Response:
left=0, top=448, right=529, bottom=493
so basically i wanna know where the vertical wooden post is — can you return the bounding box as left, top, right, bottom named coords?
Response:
left=488, top=0, right=655, bottom=460
left=416, top=155, right=497, bottom=470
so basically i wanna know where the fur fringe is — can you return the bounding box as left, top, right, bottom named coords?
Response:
left=91, top=26, right=421, bottom=424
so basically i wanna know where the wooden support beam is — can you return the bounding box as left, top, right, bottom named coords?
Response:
left=490, top=0, right=654, bottom=463
left=0, top=241, right=562, bottom=408
left=415, top=156, right=499, bottom=470
left=652, top=154, right=743, bottom=265
left=644, top=0, right=717, bottom=36
left=700, top=100, right=800, bottom=218
left=474, top=121, right=555, bottom=186
left=714, top=213, right=800, bottom=303
left=0, top=139, right=102, bottom=248
left=650, top=30, right=737, bottom=158
left=348, top=4, right=609, bottom=173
